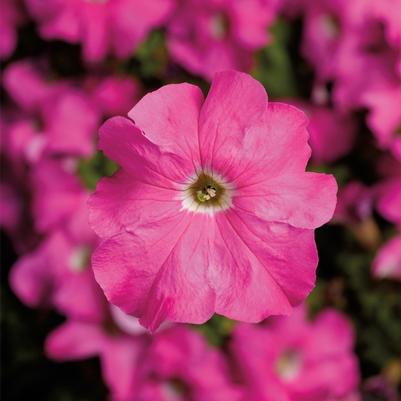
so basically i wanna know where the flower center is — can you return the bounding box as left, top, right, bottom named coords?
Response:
left=210, top=13, right=230, bottom=40
left=162, top=378, right=190, bottom=401
left=321, top=14, right=341, bottom=39
left=181, top=171, right=233, bottom=214
left=275, top=349, right=303, bottom=382
left=69, top=246, right=91, bottom=272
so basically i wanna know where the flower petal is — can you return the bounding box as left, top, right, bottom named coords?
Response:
left=92, top=214, right=216, bottom=331
left=230, top=102, right=312, bottom=187
left=99, top=116, right=193, bottom=184
left=209, top=210, right=318, bottom=321
left=45, top=321, right=105, bottom=360
left=128, top=82, right=204, bottom=167
left=198, top=70, right=268, bottom=174
left=100, top=336, right=148, bottom=401
left=236, top=172, right=337, bottom=229
left=88, top=169, right=182, bottom=238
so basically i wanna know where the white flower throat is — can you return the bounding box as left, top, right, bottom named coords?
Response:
left=181, top=171, right=233, bottom=215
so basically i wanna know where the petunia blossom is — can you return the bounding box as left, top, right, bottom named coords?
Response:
left=9, top=216, right=102, bottom=320
left=230, top=306, right=360, bottom=401
left=133, top=325, right=243, bottom=401
left=46, top=303, right=150, bottom=401
left=332, top=1, right=401, bottom=112
left=25, top=0, right=174, bottom=63
left=89, top=71, right=337, bottom=331
left=298, top=0, right=366, bottom=83
left=167, top=0, right=280, bottom=80
left=3, top=60, right=99, bottom=161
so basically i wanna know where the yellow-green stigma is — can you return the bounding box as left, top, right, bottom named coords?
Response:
left=181, top=170, right=233, bottom=214
left=189, top=173, right=225, bottom=206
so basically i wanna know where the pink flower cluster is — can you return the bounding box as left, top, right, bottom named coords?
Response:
left=289, top=0, right=401, bottom=161
left=11, top=0, right=282, bottom=78
left=2, top=61, right=353, bottom=400
left=2, top=0, right=401, bottom=399
left=280, top=0, right=401, bottom=281
left=231, top=306, right=360, bottom=401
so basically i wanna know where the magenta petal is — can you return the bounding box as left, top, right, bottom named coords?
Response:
left=128, top=83, right=204, bottom=166
left=236, top=172, right=338, bottom=229
left=100, top=336, right=147, bottom=401
left=9, top=242, right=51, bottom=308
left=372, top=235, right=401, bottom=281
left=198, top=70, right=268, bottom=173
left=92, top=214, right=216, bottom=331
left=311, top=309, right=355, bottom=356
left=44, top=90, right=99, bottom=157
left=53, top=268, right=106, bottom=322
left=210, top=212, right=317, bottom=321
left=88, top=169, right=182, bottom=238
left=81, top=4, right=109, bottom=62
left=110, top=0, right=173, bottom=59
left=3, top=60, right=49, bottom=111
left=45, top=321, right=105, bottom=361
left=229, top=102, right=312, bottom=186
left=98, top=116, right=193, bottom=184
left=375, top=177, right=401, bottom=227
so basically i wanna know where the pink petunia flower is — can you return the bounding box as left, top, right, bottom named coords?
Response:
left=9, top=159, right=100, bottom=317
left=89, top=71, right=337, bottom=331
left=46, top=304, right=150, bottom=401
left=3, top=60, right=99, bottom=161
left=9, top=213, right=102, bottom=320
left=167, top=0, right=280, bottom=80
left=25, top=0, right=174, bottom=63
left=372, top=234, right=401, bottom=281
left=133, top=325, right=243, bottom=401
left=332, top=1, right=401, bottom=112
left=298, top=0, right=367, bottom=83
left=230, top=306, right=360, bottom=401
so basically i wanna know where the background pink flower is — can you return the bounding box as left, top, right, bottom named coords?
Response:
left=167, top=0, right=279, bottom=79
left=25, top=0, right=174, bottom=62
left=134, top=326, right=243, bottom=401
left=46, top=303, right=150, bottom=401
left=230, top=306, right=360, bottom=401
left=3, top=60, right=99, bottom=161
